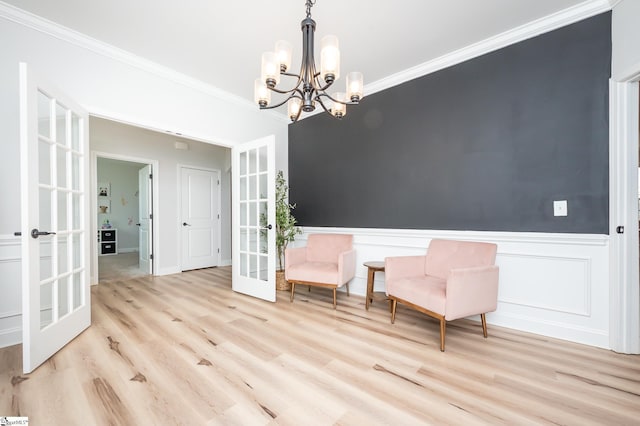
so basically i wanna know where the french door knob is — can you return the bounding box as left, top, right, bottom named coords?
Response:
left=183, top=222, right=191, bottom=226
left=31, top=228, right=56, bottom=239
left=262, top=224, right=273, bottom=230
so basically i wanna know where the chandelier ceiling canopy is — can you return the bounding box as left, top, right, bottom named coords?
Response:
left=254, top=0, right=364, bottom=122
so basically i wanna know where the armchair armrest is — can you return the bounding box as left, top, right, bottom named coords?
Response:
left=445, top=265, right=499, bottom=320
left=337, top=248, right=357, bottom=285
left=384, top=255, right=426, bottom=284
left=285, top=247, right=307, bottom=271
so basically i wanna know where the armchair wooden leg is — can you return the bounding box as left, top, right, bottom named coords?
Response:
left=346, top=282, right=350, bottom=297
left=290, top=283, right=296, bottom=302
left=440, top=319, right=446, bottom=352
left=333, top=288, right=337, bottom=309
left=390, top=299, right=397, bottom=323
left=481, top=313, right=488, bottom=338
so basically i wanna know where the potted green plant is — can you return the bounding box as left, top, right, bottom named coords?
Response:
left=262, top=170, right=302, bottom=290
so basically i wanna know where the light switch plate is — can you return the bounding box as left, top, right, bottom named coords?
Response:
left=553, top=200, right=568, bottom=217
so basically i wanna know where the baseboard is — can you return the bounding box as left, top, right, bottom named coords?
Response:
left=156, top=266, right=181, bottom=276
left=0, top=326, right=21, bottom=348
left=118, top=248, right=139, bottom=253
left=220, top=259, right=232, bottom=267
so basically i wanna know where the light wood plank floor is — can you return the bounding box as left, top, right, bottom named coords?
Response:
left=1, top=267, right=639, bottom=425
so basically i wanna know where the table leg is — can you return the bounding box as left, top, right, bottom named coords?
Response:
left=366, top=267, right=375, bottom=310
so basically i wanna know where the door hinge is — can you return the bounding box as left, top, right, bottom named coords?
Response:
left=149, top=174, right=153, bottom=179
left=217, top=214, right=220, bottom=219
left=218, top=248, right=220, bottom=253
left=217, top=179, right=220, bottom=185
left=149, top=214, right=153, bottom=219
left=150, top=253, right=154, bottom=260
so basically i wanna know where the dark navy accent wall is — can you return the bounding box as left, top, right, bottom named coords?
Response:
left=288, top=12, right=611, bottom=234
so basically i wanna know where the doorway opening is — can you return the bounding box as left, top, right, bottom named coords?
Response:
left=95, top=156, right=155, bottom=282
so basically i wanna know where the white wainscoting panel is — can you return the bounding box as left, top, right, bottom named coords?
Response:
left=295, top=227, right=610, bottom=349
left=0, top=234, right=22, bottom=348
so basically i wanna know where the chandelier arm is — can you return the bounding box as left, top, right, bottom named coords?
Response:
left=317, top=91, right=358, bottom=105
left=267, top=71, right=304, bottom=94
left=315, top=95, right=332, bottom=115
left=259, top=92, right=298, bottom=110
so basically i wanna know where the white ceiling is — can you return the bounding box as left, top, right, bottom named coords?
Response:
left=5, top=0, right=597, bottom=105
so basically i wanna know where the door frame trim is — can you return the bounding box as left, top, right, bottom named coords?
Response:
left=91, top=151, right=159, bottom=284
left=609, top=77, right=640, bottom=353
left=178, top=164, right=222, bottom=271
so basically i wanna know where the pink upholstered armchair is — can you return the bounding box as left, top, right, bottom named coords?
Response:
left=285, top=234, right=356, bottom=309
left=385, top=239, right=499, bottom=351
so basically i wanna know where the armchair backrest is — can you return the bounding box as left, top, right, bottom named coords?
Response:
left=425, top=239, right=497, bottom=279
left=306, top=234, right=353, bottom=263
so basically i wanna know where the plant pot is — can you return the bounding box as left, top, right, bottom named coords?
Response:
left=276, top=269, right=290, bottom=291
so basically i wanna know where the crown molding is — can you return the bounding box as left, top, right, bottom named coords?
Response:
left=0, top=1, right=289, bottom=124
left=365, top=0, right=614, bottom=97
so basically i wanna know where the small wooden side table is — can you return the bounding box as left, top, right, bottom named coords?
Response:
left=364, top=261, right=388, bottom=311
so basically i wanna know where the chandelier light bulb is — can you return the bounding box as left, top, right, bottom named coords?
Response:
left=320, top=35, right=340, bottom=84
left=254, top=78, right=271, bottom=107
left=287, top=98, right=302, bottom=121
left=331, top=92, right=347, bottom=118
left=261, top=51, right=280, bottom=88
left=346, top=72, right=364, bottom=103
left=275, top=40, right=293, bottom=73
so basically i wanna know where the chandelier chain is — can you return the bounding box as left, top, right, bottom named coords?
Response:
left=305, top=0, right=316, bottom=18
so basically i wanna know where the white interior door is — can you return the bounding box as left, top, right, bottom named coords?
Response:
left=19, top=63, right=91, bottom=374
left=138, top=164, right=152, bottom=274
left=232, top=135, right=276, bottom=302
left=181, top=167, right=220, bottom=270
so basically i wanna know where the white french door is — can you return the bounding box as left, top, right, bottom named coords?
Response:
left=138, top=164, right=153, bottom=274
left=19, top=63, right=91, bottom=374
left=232, top=135, right=276, bottom=302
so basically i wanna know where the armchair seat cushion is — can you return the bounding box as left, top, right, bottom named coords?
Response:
left=287, top=261, right=339, bottom=285
left=389, top=276, right=446, bottom=315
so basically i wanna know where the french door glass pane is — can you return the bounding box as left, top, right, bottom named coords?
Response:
left=58, top=275, right=69, bottom=318
left=39, top=140, right=51, bottom=186
left=240, top=176, right=247, bottom=201
left=249, top=149, right=256, bottom=174
left=40, top=281, right=53, bottom=330
left=71, top=154, right=80, bottom=190
left=259, top=255, right=268, bottom=281
left=72, top=194, right=81, bottom=229
left=259, top=173, right=267, bottom=199
left=40, top=241, right=52, bottom=281
left=239, top=151, right=247, bottom=175
left=55, top=103, right=67, bottom=146
left=56, top=147, right=67, bottom=189
left=258, top=146, right=267, bottom=173
left=37, top=91, right=51, bottom=139
left=72, top=272, right=82, bottom=310
left=73, top=233, right=81, bottom=269
left=58, top=191, right=68, bottom=231
left=39, top=187, right=52, bottom=232
left=58, top=236, right=69, bottom=275
left=249, top=254, right=257, bottom=278
left=71, top=113, right=80, bottom=151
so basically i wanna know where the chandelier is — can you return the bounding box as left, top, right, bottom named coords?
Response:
left=254, top=0, right=364, bottom=122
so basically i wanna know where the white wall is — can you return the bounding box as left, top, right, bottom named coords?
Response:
left=295, top=227, right=611, bottom=349
left=91, top=117, right=232, bottom=275
left=612, top=0, right=640, bottom=80
left=0, top=11, right=287, bottom=348
left=97, top=158, right=145, bottom=252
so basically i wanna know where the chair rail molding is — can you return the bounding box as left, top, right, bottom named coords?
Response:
left=296, top=227, right=610, bottom=349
